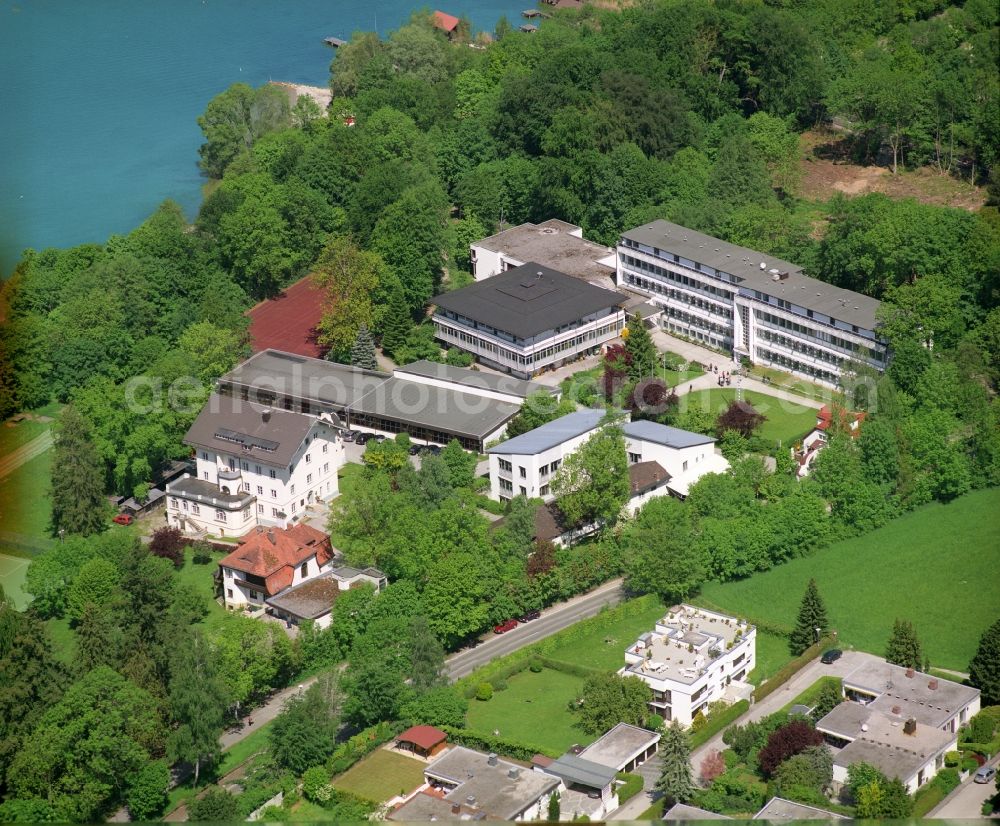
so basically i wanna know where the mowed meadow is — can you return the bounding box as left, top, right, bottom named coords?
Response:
left=696, top=488, right=1000, bottom=672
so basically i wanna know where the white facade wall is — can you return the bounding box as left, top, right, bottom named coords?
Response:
left=617, top=244, right=887, bottom=388
left=624, top=618, right=756, bottom=727
left=489, top=427, right=600, bottom=502
left=471, top=244, right=521, bottom=281
left=830, top=740, right=954, bottom=795
left=625, top=437, right=712, bottom=480
left=169, top=421, right=344, bottom=536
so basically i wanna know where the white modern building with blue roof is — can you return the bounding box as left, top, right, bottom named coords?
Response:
left=487, top=409, right=729, bottom=503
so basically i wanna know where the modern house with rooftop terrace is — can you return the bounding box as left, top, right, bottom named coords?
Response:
left=622, top=604, right=756, bottom=726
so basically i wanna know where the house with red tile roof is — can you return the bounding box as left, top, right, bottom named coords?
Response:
left=796, top=405, right=865, bottom=477
left=432, top=10, right=461, bottom=37
left=218, top=524, right=334, bottom=610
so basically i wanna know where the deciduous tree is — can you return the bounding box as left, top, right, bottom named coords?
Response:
left=552, top=424, right=630, bottom=528
left=314, top=237, right=387, bottom=361
left=575, top=673, right=653, bottom=735
left=269, top=675, right=341, bottom=774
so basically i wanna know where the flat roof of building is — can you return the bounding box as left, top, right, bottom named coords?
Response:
left=577, top=723, right=661, bottom=772
left=818, top=703, right=956, bottom=755
left=219, top=349, right=389, bottom=412
left=663, top=803, right=731, bottom=820
left=545, top=753, right=618, bottom=790
left=842, top=661, right=980, bottom=728
left=625, top=604, right=754, bottom=686
left=433, top=263, right=624, bottom=339
left=623, top=419, right=716, bottom=449
left=752, top=797, right=847, bottom=820
left=183, top=393, right=316, bottom=468
left=832, top=730, right=953, bottom=784
left=388, top=792, right=490, bottom=822
left=350, top=377, right=520, bottom=440
left=426, top=746, right=560, bottom=820
left=622, top=220, right=881, bottom=330
left=474, top=219, right=616, bottom=286
left=488, top=408, right=606, bottom=455
left=264, top=570, right=348, bottom=620
left=395, top=359, right=556, bottom=399
left=167, top=475, right=254, bottom=508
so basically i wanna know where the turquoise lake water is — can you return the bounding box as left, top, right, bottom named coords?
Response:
left=0, top=0, right=529, bottom=278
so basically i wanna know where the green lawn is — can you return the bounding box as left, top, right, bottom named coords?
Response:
left=747, top=631, right=792, bottom=687
left=173, top=547, right=230, bottom=634
left=545, top=600, right=667, bottom=672
left=780, top=676, right=842, bottom=714
left=43, top=616, right=77, bottom=667
left=677, top=388, right=817, bottom=446
left=0, top=450, right=54, bottom=541
left=696, top=488, right=1000, bottom=671
left=0, top=418, right=50, bottom=455
left=337, top=462, right=365, bottom=497
left=0, top=553, right=31, bottom=610
left=465, top=667, right=592, bottom=753
left=331, top=749, right=427, bottom=802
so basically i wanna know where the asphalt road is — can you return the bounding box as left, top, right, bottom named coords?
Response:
left=444, top=578, right=625, bottom=680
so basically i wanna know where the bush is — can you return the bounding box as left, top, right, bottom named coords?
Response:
left=148, top=526, right=186, bottom=568
left=758, top=720, right=824, bottom=777
left=439, top=725, right=560, bottom=761
left=944, top=750, right=960, bottom=767
left=960, top=755, right=980, bottom=772
left=912, top=768, right=961, bottom=818
left=529, top=657, right=543, bottom=673
left=691, top=700, right=751, bottom=749
left=324, top=721, right=401, bottom=776
left=302, top=766, right=333, bottom=803
left=490, top=677, right=508, bottom=692
left=188, top=789, right=239, bottom=822
left=968, top=711, right=999, bottom=743
left=700, top=750, right=726, bottom=784
left=476, top=682, right=494, bottom=701
left=616, top=772, right=644, bottom=804
left=191, top=541, right=213, bottom=565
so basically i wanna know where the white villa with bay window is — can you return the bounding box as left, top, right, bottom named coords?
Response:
left=617, top=220, right=888, bottom=388
left=622, top=604, right=756, bottom=727
left=166, top=393, right=344, bottom=537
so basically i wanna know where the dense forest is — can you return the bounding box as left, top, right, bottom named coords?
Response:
left=0, top=0, right=999, bottom=820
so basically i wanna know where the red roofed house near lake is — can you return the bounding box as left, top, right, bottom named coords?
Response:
left=432, top=10, right=461, bottom=37
left=247, top=275, right=328, bottom=359
left=218, top=523, right=334, bottom=610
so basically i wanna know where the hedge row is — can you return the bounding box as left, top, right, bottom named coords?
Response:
left=616, top=772, right=644, bottom=804
left=454, top=593, right=660, bottom=693
left=327, top=720, right=403, bottom=776
left=440, top=724, right=561, bottom=761
left=754, top=636, right=837, bottom=704
left=960, top=739, right=1000, bottom=758
left=691, top=699, right=751, bottom=750
left=539, top=656, right=605, bottom=679
left=912, top=768, right=961, bottom=818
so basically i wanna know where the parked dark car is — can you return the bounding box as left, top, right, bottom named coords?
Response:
left=354, top=432, right=372, bottom=446
left=408, top=444, right=423, bottom=455
left=493, top=619, right=518, bottom=634
left=518, top=610, right=541, bottom=622
left=820, top=649, right=843, bottom=664
left=342, top=430, right=358, bottom=442
left=421, top=444, right=442, bottom=455
left=373, top=434, right=386, bottom=442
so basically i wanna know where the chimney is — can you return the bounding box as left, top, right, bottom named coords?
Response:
left=267, top=529, right=276, bottom=545
left=487, top=753, right=498, bottom=767
left=451, top=804, right=461, bottom=815
left=904, top=718, right=917, bottom=735
left=466, top=796, right=476, bottom=806
left=905, top=667, right=915, bottom=678
left=262, top=408, right=272, bottom=422
left=928, top=679, right=938, bottom=690
left=508, top=767, right=520, bottom=780
left=892, top=705, right=901, bottom=715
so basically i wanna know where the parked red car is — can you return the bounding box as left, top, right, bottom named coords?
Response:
left=493, top=619, right=518, bottom=634
left=112, top=513, right=133, bottom=526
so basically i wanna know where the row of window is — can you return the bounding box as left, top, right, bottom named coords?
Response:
left=437, top=321, right=619, bottom=369
left=756, top=311, right=880, bottom=360
left=749, top=290, right=863, bottom=335
left=623, top=272, right=731, bottom=320
left=757, top=329, right=848, bottom=369
left=170, top=498, right=251, bottom=523
left=755, top=347, right=839, bottom=385
left=622, top=257, right=734, bottom=303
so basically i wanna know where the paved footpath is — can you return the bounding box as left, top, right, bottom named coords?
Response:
left=609, top=649, right=879, bottom=821
left=0, top=431, right=53, bottom=480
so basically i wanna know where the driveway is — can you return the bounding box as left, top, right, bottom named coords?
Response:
left=609, top=649, right=881, bottom=821
left=929, top=755, right=999, bottom=819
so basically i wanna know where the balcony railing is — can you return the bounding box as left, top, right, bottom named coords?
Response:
left=217, top=467, right=241, bottom=481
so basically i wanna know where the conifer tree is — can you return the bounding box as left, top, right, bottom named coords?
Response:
left=381, top=287, right=411, bottom=360
left=624, top=313, right=657, bottom=381
left=350, top=325, right=377, bottom=371
left=885, top=619, right=925, bottom=669
left=656, top=721, right=694, bottom=805
left=968, top=618, right=1000, bottom=706
left=50, top=406, right=107, bottom=537
left=790, top=578, right=829, bottom=655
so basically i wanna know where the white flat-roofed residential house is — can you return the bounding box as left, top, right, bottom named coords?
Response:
left=618, top=220, right=888, bottom=388
left=813, top=663, right=980, bottom=794
left=166, top=393, right=344, bottom=537
left=471, top=219, right=617, bottom=289
left=622, top=604, right=756, bottom=727
left=487, top=411, right=730, bottom=504
left=487, top=408, right=606, bottom=502
left=622, top=420, right=730, bottom=498
left=432, top=263, right=626, bottom=379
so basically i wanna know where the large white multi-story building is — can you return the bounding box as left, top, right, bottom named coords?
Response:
left=617, top=220, right=888, bottom=387
left=487, top=410, right=729, bottom=503
left=432, top=263, right=626, bottom=379
left=165, top=393, right=344, bottom=537
left=622, top=604, right=756, bottom=727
